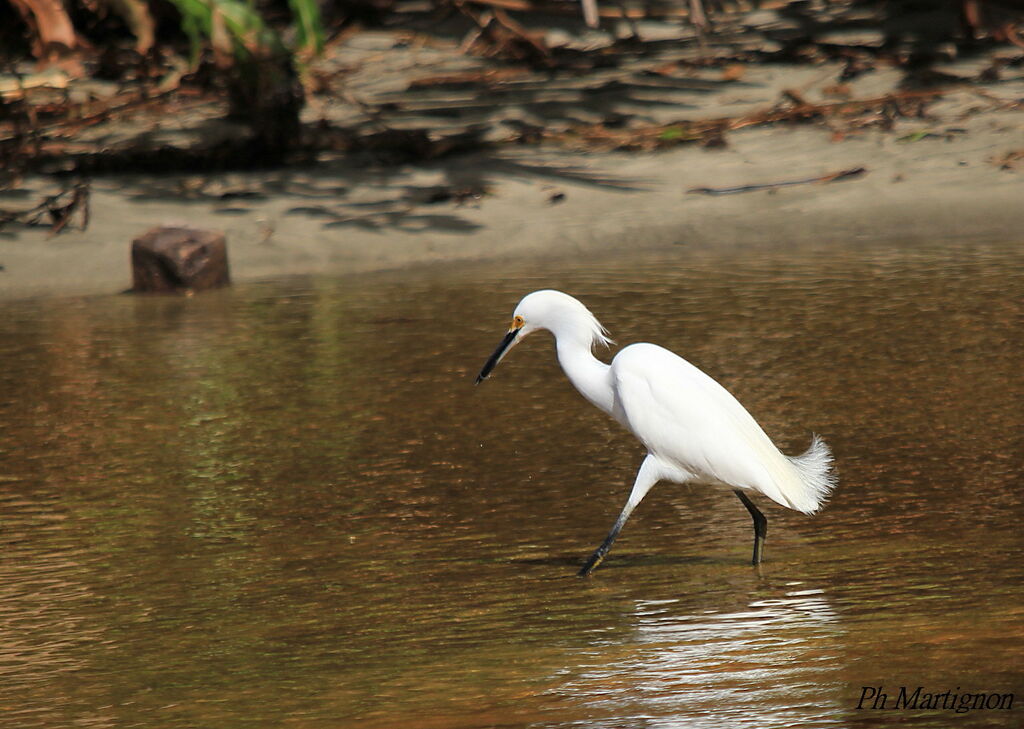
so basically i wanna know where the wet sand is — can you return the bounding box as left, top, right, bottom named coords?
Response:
left=1, top=31, right=1022, bottom=300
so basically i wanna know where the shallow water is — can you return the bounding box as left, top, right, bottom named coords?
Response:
left=1, top=239, right=1021, bottom=728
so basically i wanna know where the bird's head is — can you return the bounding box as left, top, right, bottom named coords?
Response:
left=475, top=290, right=611, bottom=384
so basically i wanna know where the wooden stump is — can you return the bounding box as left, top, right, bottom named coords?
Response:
left=131, top=226, right=230, bottom=293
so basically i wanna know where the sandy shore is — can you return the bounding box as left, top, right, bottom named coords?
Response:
left=1, top=30, right=1022, bottom=300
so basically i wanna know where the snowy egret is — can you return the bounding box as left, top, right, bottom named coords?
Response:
left=476, top=290, right=836, bottom=576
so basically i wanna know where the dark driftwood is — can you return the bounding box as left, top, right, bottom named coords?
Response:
left=131, top=226, right=230, bottom=293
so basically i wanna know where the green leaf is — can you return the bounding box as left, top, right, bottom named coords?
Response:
left=288, top=0, right=325, bottom=54
left=897, top=130, right=933, bottom=143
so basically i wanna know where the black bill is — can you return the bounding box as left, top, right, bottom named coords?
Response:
left=475, top=328, right=519, bottom=384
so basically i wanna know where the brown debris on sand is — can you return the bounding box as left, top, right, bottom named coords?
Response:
left=1, top=0, right=1022, bottom=179
left=0, top=182, right=89, bottom=233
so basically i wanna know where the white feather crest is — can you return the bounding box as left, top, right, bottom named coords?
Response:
left=517, top=290, right=614, bottom=351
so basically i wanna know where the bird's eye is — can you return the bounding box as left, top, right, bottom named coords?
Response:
left=513, top=315, right=525, bottom=328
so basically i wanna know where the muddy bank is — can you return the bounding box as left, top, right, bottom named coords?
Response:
left=2, top=116, right=1021, bottom=300
left=1, top=22, right=1022, bottom=299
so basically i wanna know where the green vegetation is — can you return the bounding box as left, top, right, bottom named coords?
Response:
left=161, top=0, right=326, bottom=151
left=10, top=0, right=326, bottom=152
left=168, top=0, right=324, bottom=66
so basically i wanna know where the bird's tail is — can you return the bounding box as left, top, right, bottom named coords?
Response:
left=785, top=434, right=837, bottom=514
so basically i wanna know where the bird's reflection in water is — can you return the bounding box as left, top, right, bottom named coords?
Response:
left=556, top=588, right=845, bottom=728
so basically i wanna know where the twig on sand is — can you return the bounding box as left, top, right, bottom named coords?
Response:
left=454, top=0, right=554, bottom=67
left=459, top=0, right=690, bottom=20
left=565, top=87, right=952, bottom=150
left=0, top=182, right=91, bottom=232
left=687, top=167, right=866, bottom=195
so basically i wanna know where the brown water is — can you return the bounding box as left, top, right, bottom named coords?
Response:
left=1, top=239, right=1021, bottom=728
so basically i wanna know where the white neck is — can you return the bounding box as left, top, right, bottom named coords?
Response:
left=555, top=335, right=614, bottom=416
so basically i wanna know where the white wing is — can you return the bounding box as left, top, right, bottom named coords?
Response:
left=610, top=343, right=809, bottom=511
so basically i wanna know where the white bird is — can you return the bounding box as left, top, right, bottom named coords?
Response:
left=476, top=290, right=836, bottom=576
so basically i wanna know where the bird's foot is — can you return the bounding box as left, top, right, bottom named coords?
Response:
left=577, top=548, right=607, bottom=577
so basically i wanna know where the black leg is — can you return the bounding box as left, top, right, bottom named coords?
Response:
left=578, top=512, right=628, bottom=577
left=578, top=456, right=659, bottom=577
left=734, top=490, right=767, bottom=565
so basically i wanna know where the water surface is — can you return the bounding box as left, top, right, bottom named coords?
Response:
left=1, top=239, right=1021, bottom=728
